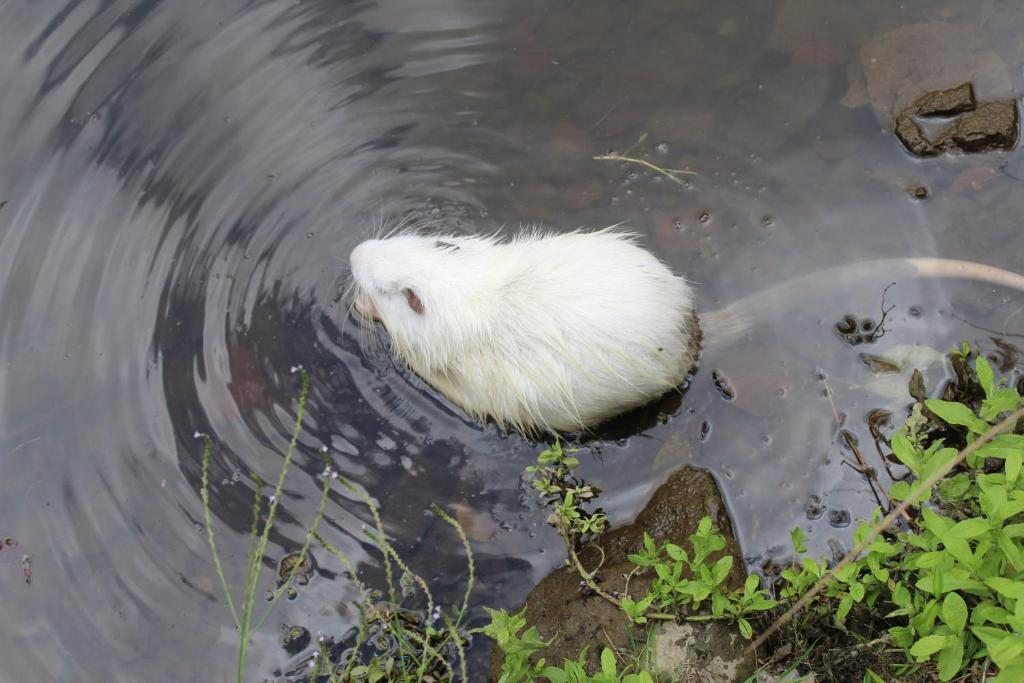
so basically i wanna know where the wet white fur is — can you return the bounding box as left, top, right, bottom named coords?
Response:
left=349, top=230, right=698, bottom=433
left=350, top=230, right=1024, bottom=435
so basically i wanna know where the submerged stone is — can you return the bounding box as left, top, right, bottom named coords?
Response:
left=894, top=83, right=1018, bottom=157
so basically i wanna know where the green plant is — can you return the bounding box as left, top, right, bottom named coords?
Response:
left=200, top=368, right=333, bottom=683
left=761, top=353, right=1024, bottom=682
left=477, top=607, right=553, bottom=683
left=526, top=439, right=608, bottom=541
left=626, top=518, right=776, bottom=637
left=479, top=608, right=655, bottom=683
left=201, top=369, right=472, bottom=682
left=312, top=493, right=473, bottom=682
left=880, top=356, right=1024, bottom=681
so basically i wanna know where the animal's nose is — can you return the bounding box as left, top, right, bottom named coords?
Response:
left=354, top=292, right=380, bottom=320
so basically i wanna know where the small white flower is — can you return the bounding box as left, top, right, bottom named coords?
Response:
left=331, top=472, right=339, bottom=480
left=312, top=650, right=319, bottom=658
left=269, top=495, right=276, bottom=503
left=290, top=365, right=301, bottom=374
left=320, top=446, right=328, bottom=453
left=193, top=431, right=201, bottom=439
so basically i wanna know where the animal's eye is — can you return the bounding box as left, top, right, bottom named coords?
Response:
left=403, top=287, right=424, bottom=315
left=434, top=240, right=460, bottom=252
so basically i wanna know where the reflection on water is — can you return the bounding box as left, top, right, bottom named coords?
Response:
left=1, top=0, right=1022, bottom=679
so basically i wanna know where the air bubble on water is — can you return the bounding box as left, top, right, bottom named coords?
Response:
left=828, top=509, right=851, bottom=528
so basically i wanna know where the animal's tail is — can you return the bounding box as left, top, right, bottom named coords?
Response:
left=701, top=257, right=1024, bottom=348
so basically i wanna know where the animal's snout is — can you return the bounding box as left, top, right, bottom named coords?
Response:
left=354, top=292, right=380, bottom=320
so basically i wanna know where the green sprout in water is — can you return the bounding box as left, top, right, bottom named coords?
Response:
left=200, top=367, right=332, bottom=683
left=593, top=133, right=697, bottom=187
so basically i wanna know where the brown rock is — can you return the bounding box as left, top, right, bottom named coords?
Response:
left=895, top=95, right=1019, bottom=157
left=910, top=81, right=976, bottom=118
left=933, top=100, right=1019, bottom=153
left=844, top=22, right=1013, bottom=122
left=490, top=466, right=753, bottom=680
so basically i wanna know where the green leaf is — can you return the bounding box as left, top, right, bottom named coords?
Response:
left=1008, top=452, right=1023, bottom=486
left=975, top=434, right=1024, bottom=459
left=790, top=527, right=808, bottom=554
left=837, top=595, right=853, bottom=622
left=909, top=551, right=946, bottom=569
left=986, top=577, right=1024, bottom=600
left=972, top=625, right=1012, bottom=655
left=892, top=582, right=912, bottom=608
left=744, top=574, right=761, bottom=596
left=990, top=634, right=1024, bottom=669
left=942, top=592, right=968, bottom=634
left=738, top=617, right=752, bottom=639
left=942, top=537, right=974, bottom=569
left=600, top=648, right=616, bottom=676
left=916, top=571, right=986, bottom=594
left=711, top=555, right=733, bottom=585
left=909, top=634, right=951, bottom=659
left=982, top=388, right=1022, bottom=422
left=921, top=508, right=954, bottom=537
left=697, top=516, right=712, bottom=536
left=889, top=481, right=911, bottom=500
left=948, top=517, right=992, bottom=540
left=891, top=434, right=921, bottom=471
left=976, top=356, right=996, bottom=398
left=997, top=532, right=1024, bottom=572
left=925, top=399, right=989, bottom=434
left=890, top=625, right=915, bottom=649
left=936, top=633, right=965, bottom=681
left=664, top=543, right=687, bottom=563
left=972, top=602, right=1011, bottom=626
left=938, top=474, right=972, bottom=501
left=992, top=664, right=1024, bottom=683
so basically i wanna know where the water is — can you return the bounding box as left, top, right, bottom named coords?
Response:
left=1, top=1, right=1023, bottom=680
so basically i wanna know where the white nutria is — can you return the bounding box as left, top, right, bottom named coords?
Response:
left=348, top=230, right=1024, bottom=434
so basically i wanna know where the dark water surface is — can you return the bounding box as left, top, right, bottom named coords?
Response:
left=2, top=1, right=1023, bottom=680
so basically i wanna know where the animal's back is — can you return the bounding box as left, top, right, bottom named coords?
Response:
left=435, top=231, right=697, bottom=432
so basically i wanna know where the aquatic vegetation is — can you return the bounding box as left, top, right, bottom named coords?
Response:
left=200, top=368, right=332, bottom=683
left=309, top=495, right=473, bottom=682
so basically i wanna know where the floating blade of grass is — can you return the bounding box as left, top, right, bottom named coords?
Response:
left=592, top=153, right=697, bottom=186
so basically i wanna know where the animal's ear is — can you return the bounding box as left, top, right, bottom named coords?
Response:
left=403, top=287, right=424, bottom=315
